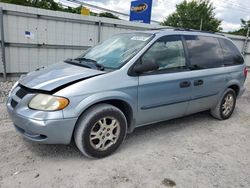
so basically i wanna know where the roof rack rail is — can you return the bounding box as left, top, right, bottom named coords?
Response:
left=173, top=28, right=225, bottom=36
left=147, top=26, right=175, bottom=30
left=145, top=27, right=225, bottom=36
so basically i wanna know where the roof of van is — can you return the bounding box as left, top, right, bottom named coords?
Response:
left=137, top=28, right=227, bottom=38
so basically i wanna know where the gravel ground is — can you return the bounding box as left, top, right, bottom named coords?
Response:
left=0, top=81, right=15, bottom=103
left=0, top=78, right=250, bottom=188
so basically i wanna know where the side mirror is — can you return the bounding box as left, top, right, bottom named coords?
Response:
left=134, top=59, right=159, bottom=74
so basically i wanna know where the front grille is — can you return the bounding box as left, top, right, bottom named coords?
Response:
left=16, top=87, right=28, bottom=99
left=10, top=85, right=30, bottom=109
left=11, top=99, right=18, bottom=108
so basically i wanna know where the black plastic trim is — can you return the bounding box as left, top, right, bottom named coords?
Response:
left=141, top=92, right=219, bottom=110
left=10, top=99, right=18, bottom=108
left=16, top=87, right=29, bottom=99
left=141, top=98, right=189, bottom=110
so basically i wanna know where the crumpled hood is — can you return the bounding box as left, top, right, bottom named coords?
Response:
left=19, top=62, right=104, bottom=91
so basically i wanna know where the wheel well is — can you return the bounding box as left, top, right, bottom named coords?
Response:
left=71, top=99, right=134, bottom=143
left=228, top=85, right=240, bottom=96
left=99, top=99, right=133, bottom=131
left=76, top=99, right=134, bottom=132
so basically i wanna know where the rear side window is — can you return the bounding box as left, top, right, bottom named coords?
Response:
left=184, top=35, right=223, bottom=69
left=219, top=38, right=244, bottom=66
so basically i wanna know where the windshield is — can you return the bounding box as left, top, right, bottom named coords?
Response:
left=77, top=33, right=154, bottom=70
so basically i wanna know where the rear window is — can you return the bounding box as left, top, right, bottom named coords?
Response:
left=218, top=38, right=244, bottom=66
left=184, top=35, right=223, bottom=69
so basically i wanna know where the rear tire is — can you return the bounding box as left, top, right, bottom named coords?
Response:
left=74, top=103, right=127, bottom=158
left=210, top=88, right=236, bottom=120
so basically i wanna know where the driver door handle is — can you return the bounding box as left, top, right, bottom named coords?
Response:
left=194, top=79, right=204, bottom=86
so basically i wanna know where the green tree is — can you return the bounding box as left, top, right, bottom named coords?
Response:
left=32, top=0, right=63, bottom=10
left=63, top=6, right=98, bottom=16
left=99, top=12, right=119, bottom=19
left=228, top=19, right=250, bottom=36
left=63, top=6, right=81, bottom=14
left=0, top=0, right=64, bottom=10
left=0, top=0, right=31, bottom=6
left=161, top=0, right=222, bottom=32
left=0, top=0, right=119, bottom=19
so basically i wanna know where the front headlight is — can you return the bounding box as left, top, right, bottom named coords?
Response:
left=29, top=94, right=69, bottom=111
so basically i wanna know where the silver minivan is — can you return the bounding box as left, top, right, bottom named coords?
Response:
left=7, top=29, right=247, bottom=158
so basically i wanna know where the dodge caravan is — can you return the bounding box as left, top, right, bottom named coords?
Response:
left=7, top=29, right=247, bottom=158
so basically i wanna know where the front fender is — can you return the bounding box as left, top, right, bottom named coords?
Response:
left=74, top=91, right=137, bottom=117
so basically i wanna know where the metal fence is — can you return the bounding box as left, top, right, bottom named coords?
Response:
left=0, top=2, right=249, bottom=80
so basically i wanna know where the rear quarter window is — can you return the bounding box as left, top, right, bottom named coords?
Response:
left=218, top=38, right=244, bottom=66
left=184, top=35, right=223, bottom=69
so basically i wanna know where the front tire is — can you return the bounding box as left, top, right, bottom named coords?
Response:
left=210, top=88, right=236, bottom=120
left=74, top=103, right=127, bottom=158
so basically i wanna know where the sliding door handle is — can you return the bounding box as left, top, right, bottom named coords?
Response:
left=179, top=81, right=191, bottom=88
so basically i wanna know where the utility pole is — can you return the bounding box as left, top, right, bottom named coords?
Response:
left=242, top=27, right=250, bottom=57
left=200, top=19, right=203, bottom=31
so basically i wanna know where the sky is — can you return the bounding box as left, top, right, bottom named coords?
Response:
left=59, top=0, right=250, bottom=32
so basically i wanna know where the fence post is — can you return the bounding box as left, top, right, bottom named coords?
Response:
left=0, top=7, right=6, bottom=81
left=98, top=20, right=101, bottom=43
left=242, top=27, right=250, bottom=57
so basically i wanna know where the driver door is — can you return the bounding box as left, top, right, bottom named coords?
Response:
left=137, top=35, right=194, bottom=126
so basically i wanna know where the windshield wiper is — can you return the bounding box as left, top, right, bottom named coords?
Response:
left=75, top=57, right=105, bottom=71
left=64, top=58, right=91, bottom=69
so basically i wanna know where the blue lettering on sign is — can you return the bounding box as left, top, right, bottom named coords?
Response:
left=25, top=31, right=31, bottom=36
left=130, top=0, right=152, bottom=24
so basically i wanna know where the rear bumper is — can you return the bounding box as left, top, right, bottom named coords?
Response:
left=7, top=106, right=78, bottom=144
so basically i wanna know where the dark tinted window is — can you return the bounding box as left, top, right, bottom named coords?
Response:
left=142, top=35, right=186, bottom=72
left=219, top=38, right=244, bottom=65
left=184, top=35, right=223, bottom=69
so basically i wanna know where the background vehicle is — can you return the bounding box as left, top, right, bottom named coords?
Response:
left=7, top=29, right=247, bottom=158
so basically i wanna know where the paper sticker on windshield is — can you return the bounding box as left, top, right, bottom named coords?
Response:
left=131, top=36, right=150, bottom=41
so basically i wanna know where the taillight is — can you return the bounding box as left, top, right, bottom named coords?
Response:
left=244, top=67, right=248, bottom=77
